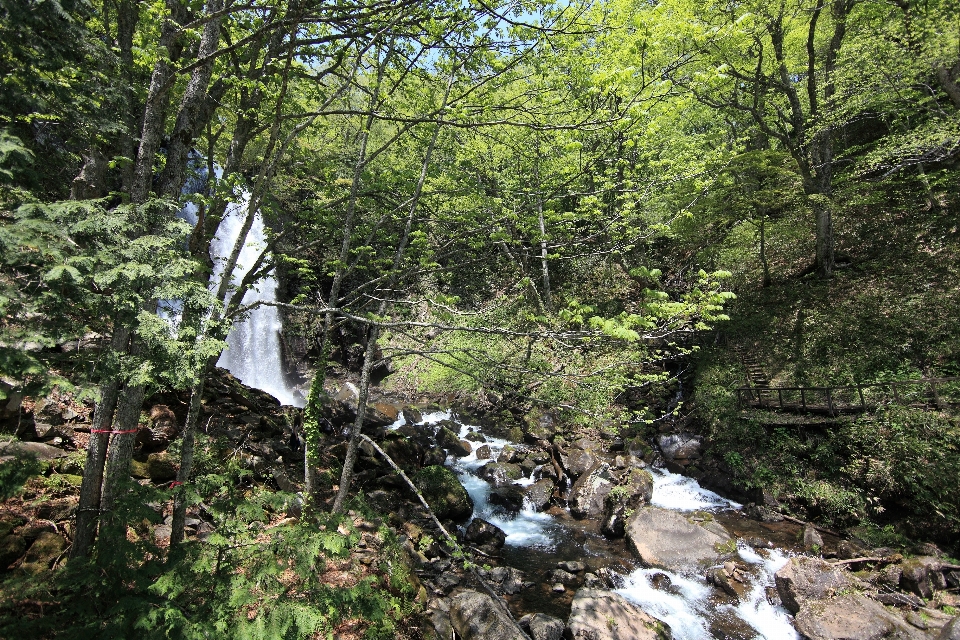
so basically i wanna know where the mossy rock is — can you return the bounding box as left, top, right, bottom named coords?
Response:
left=21, top=531, right=67, bottom=573
left=0, top=534, right=26, bottom=569
left=0, top=516, right=25, bottom=539
left=412, top=465, right=473, bottom=522
left=130, top=453, right=177, bottom=482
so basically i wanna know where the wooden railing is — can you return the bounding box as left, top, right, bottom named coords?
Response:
left=736, top=377, right=960, bottom=415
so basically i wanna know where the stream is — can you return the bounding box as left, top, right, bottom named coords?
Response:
left=392, top=409, right=802, bottom=640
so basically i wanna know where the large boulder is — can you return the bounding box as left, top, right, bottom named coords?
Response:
left=940, top=616, right=960, bottom=640
left=566, top=589, right=671, bottom=640
left=569, top=463, right=615, bottom=519
left=774, top=556, right=851, bottom=614
left=559, top=447, right=597, bottom=479
left=0, top=535, right=26, bottom=569
left=412, top=465, right=473, bottom=521
left=477, top=462, right=523, bottom=487
left=657, top=433, right=701, bottom=462
left=21, top=532, right=68, bottom=573
left=464, top=518, right=506, bottom=549
left=522, top=410, right=556, bottom=442
left=625, top=507, right=731, bottom=571
left=436, top=426, right=472, bottom=457
left=448, top=590, right=525, bottom=640
left=602, top=468, right=654, bottom=537
left=490, top=484, right=527, bottom=512
left=518, top=613, right=564, bottom=640
left=794, top=593, right=926, bottom=640
left=378, top=433, right=424, bottom=472
left=130, top=452, right=178, bottom=482
left=900, top=556, right=942, bottom=599
left=523, top=478, right=555, bottom=511
left=0, top=441, right=69, bottom=460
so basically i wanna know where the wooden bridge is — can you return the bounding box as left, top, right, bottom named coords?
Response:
left=736, top=378, right=960, bottom=415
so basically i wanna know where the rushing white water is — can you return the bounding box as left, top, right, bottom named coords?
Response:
left=447, top=418, right=558, bottom=547
left=650, top=467, right=742, bottom=511
left=210, top=198, right=303, bottom=407
left=615, top=472, right=797, bottom=640
left=164, top=163, right=304, bottom=407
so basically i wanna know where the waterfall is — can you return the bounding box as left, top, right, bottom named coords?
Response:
left=165, top=160, right=305, bottom=407
left=210, top=198, right=304, bottom=407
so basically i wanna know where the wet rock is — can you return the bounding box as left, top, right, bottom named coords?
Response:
left=448, top=590, right=525, bottom=640
left=625, top=506, right=731, bottom=571
left=486, top=566, right=525, bottom=594
left=477, top=444, right=492, bottom=460
left=794, top=593, right=926, bottom=640
left=271, top=467, right=299, bottom=492
left=0, top=441, right=69, bottom=460
left=21, top=532, right=67, bottom=573
left=422, top=446, right=447, bottom=467
left=490, top=484, right=526, bottom=512
left=570, top=463, right=615, bottom=519
left=552, top=583, right=565, bottom=593
left=601, top=468, right=654, bottom=537
left=412, top=465, right=473, bottom=522
left=465, top=431, right=486, bottom=443
left=559, top=560, right=586, bottom=573
left=706, top=564, right=746, bottom=601
left=0, top=535, right=27, bottom=569
left=436, top=427, right=472, bottom=457
left=559, top=447, right=597, bottom=479
left=477, top=462, right=522, bottom=487
left=657, top=432, right=701, bottom=461
left=774, top=556, right=851, bottom=614
left=498, top=445, right=519, bottom=463
left=464, top=518, right=506, bottom=549
left=518, top=612, right=564, bottom=640
left=401, top=406, right=423, bottom=424
left=379, top=433, right=424, bottom=471
left=522, top=478, right=554, bottom=511
left=566, top=588, right=671, bottom=640
left=130, top=452, right=177, bottom=482
left=334, top=382, right=360, bottom=413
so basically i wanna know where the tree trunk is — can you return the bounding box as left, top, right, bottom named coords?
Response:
left=331, top=325, right=378, bottom=514
left=809, top=130, right=835, bottom=278
left=758, top=215, right=771, bottom=288
left=170, top=366, right=209, bottom=548
left=157, top=0, right=225, bottom=198
left=71, top=326, right=130, bottom=559
left=99, top=380, right=147, bottom=514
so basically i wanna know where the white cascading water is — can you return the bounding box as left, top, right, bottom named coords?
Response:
left=392, top=410, right=799, bottom=639
left=209, top=196, right=303, bottom=407
left=165, top=164, right=304, bottom=407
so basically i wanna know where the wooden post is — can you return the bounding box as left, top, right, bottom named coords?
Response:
left=826, top=388, right=835, bottom=417
left=777, top=388, right=783, bottom=409
left=891, top=382, right=901, bottom=405
left=857, top=385, right=865, bottom=411
left=800, top=388, right=806, bottom=410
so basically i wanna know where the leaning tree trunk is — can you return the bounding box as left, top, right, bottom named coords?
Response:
left=99, top=378, right=147, bottom=515
left=170, top=361, right=212, bottom=548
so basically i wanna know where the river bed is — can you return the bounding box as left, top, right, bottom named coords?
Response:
left=395, top=409, right=803, bottom=639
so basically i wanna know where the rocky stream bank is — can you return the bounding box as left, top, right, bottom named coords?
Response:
left=2, top=370, right=960, bottom=639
